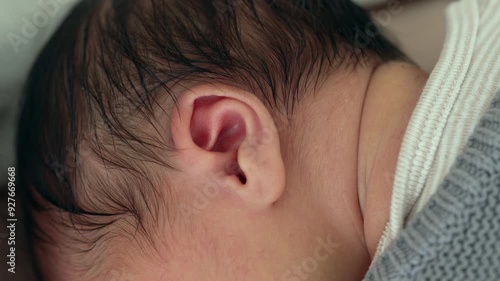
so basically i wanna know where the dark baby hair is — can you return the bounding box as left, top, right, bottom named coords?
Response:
left=16, top=0, right=406, bottom=279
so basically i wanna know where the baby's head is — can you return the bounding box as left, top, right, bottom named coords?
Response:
left=17, top=0, right=412, bottom=280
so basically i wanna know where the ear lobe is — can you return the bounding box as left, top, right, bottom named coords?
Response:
left=170, top=84, right=286, bottom=209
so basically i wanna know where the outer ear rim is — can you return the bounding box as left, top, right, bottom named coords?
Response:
left=170, top=83, right=286, bottom=209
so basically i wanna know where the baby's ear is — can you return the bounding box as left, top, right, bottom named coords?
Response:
left=170, top=84, right=286, bottom=209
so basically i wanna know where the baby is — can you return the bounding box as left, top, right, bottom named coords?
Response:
left=16, top=0, right=500, bottom=281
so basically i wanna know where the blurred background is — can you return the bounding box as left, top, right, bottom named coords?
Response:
left=0, top=0, right=78, bottom=189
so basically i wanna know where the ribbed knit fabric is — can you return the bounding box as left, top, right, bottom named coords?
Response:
left=363, top=89, right=500, bottom=280
left=375, top=0, right=500, bottom=258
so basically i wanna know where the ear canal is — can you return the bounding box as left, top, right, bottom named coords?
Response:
left=190, top=96, right=247, bottom=153
left=190, top=95, right=248, bottom=183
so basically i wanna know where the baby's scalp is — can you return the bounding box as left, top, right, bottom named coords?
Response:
left=17, top=0, right=407, bottom=280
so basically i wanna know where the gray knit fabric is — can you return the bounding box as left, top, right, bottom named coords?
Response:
left=364, top=90, right=500, bottom=281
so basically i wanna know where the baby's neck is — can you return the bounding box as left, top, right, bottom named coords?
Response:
left=358, top=61, right=428, bottom=258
